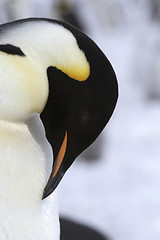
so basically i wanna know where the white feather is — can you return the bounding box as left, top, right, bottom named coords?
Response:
left=0, top=114, right=60, bottom=240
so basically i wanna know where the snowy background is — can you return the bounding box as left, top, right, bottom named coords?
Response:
left=1, top=1, right=160, bottom=240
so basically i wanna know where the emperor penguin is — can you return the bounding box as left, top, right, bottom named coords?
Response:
left=0, top=18, right=118, bottom=240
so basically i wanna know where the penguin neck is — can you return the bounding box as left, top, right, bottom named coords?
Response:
left=0, top=114, right=60, bottom=240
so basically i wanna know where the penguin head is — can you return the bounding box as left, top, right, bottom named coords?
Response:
left=0, top=18, right=118, bottom=199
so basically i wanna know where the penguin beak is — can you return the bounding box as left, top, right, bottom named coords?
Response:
left=42, top=130, right=68, bottom=199
left=52, top=131, right=67, bottom=179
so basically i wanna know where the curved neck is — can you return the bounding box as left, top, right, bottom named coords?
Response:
left=0, top=115, right=60, bottom=239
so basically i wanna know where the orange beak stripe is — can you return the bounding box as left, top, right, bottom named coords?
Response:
left=52, top=131, right=67, bottom=178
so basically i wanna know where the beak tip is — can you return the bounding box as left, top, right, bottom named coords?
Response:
left=42, top=179, right=55, bottom=199
left=42, top=186, right=52, bottom=200
left=42, top=171, right=64, bottom=199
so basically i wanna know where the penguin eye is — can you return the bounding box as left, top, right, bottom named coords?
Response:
left=80, top=111, right=90, bottom=126
left=0, top=44, right=25, bottom=56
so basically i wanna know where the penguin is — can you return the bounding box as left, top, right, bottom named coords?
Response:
left=60, top=217, right=108, bottom=240
left=0, top=18, right=118, bottom=240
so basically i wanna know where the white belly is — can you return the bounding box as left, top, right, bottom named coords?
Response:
left=0, top=114, right=60, bottom=240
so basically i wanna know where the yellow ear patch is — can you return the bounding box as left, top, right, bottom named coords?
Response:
left=49, top=28, right=90, bottom=81
left=56, top=63, right=90, bottom=81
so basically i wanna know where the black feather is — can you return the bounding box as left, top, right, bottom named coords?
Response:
left=0, top=44, right=25, bottom=56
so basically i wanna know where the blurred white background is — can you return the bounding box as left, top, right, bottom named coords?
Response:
left=0, top=1, right=160, bottom=240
